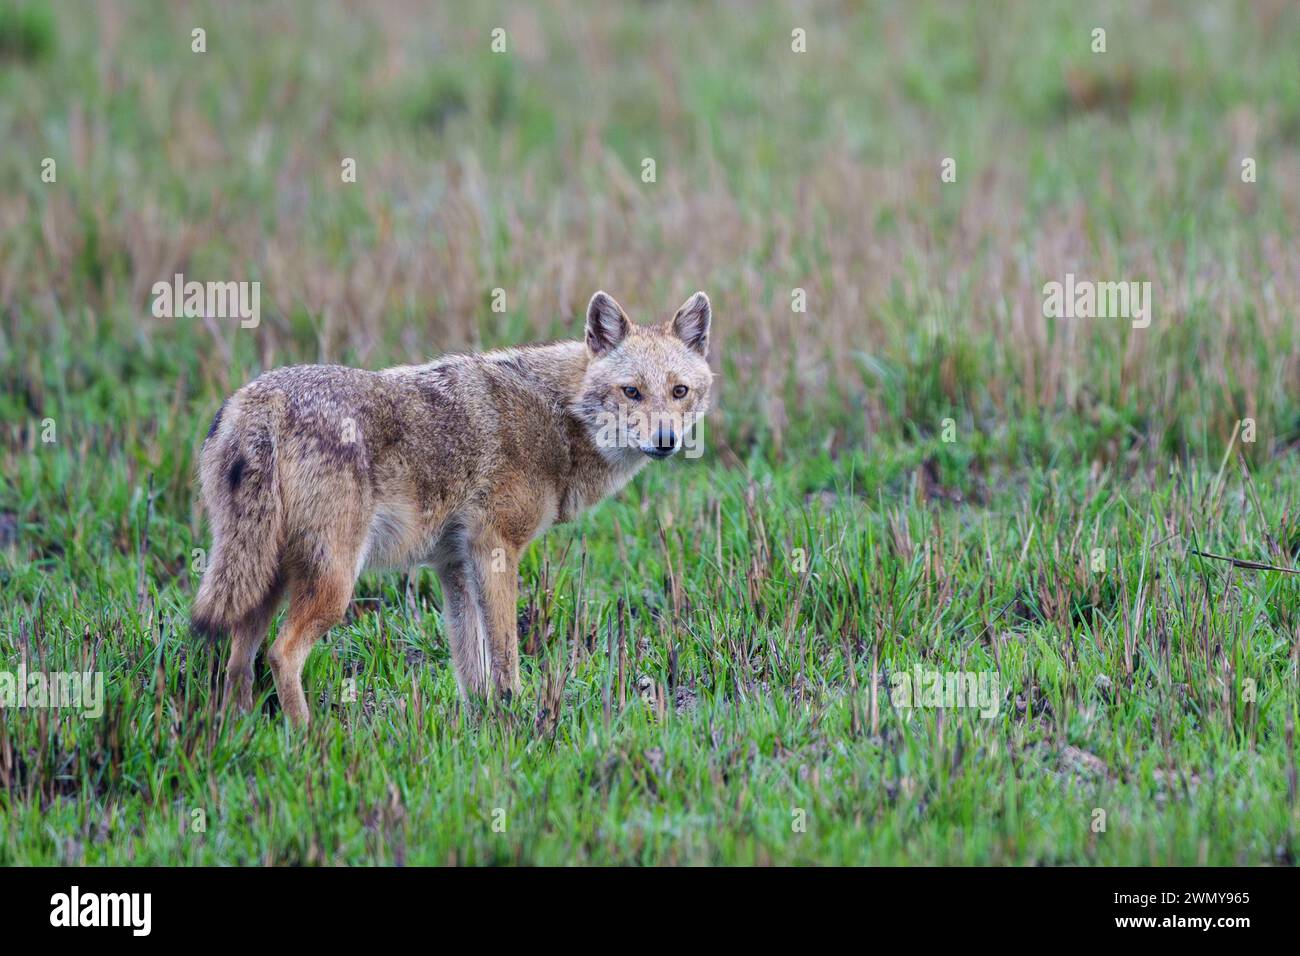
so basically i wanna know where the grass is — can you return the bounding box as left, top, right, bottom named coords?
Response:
left=0, top=1, right=53, bottom=63
left=2, top=0, right=1299, bottom=864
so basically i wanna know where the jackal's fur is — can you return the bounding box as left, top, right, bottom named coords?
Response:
left=192, top=291, right=713, bottom=723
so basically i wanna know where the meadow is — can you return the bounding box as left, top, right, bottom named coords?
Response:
left=1, top=0, right=1299, bottom=864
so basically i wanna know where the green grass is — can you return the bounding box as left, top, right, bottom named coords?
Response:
left=3, top=443, right=1298, bottom=864
left=2, top=0, right=1299, bottom=864
left=0, top=1, right=54, bottom=63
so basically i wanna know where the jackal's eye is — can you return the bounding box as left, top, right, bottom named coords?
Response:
left=672, top=384, right=689, bottom=399
left=622, top=386, right=641, bottom=400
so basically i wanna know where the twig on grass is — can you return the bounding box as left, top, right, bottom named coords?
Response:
left=1187, top=548, right=1300, bottom=575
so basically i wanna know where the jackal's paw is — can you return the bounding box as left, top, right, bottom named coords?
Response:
left=223, top=672, right=255, bottom=714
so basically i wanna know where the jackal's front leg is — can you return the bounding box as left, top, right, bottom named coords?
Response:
left=435, top=549, right=488, bottom=700
left=470, top=533, right=522, bottom=701
left=435, top=532, right=521, bottom=702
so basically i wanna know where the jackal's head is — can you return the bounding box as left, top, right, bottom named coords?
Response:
left=575, top=290, right=714, bottom=461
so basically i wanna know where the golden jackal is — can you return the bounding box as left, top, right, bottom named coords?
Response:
left=192, top=291, right=712, bottom=724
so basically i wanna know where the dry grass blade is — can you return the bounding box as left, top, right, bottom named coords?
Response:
left=1187, top=549, right=1300, bottom=575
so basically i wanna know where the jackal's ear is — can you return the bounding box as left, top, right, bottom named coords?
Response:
left=586, top=291, right=631, bottom=356
left=670, top=291, right=711, bottom=357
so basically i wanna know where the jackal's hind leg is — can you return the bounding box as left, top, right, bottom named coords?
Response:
left=223, top=578, right=285, bottom=713
left=268, top=566, right=354, bottom=726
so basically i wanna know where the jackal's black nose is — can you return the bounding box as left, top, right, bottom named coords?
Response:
left=644, top=428, right=678, bottom=459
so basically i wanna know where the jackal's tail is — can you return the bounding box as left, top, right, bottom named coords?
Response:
left=190, top=405, right=284, bottom=639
